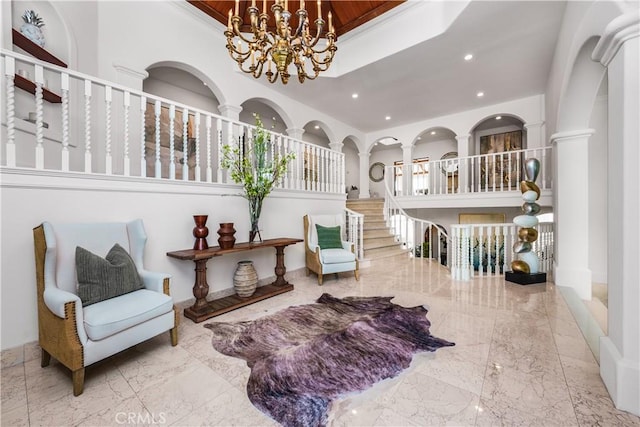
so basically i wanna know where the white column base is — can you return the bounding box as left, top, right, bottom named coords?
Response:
left=553, top=262, right=592, bottom=300
left=600, top=336, right=640, bottom=416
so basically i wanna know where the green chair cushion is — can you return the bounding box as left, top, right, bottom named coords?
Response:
left=315, top=224, right=343, bottom=250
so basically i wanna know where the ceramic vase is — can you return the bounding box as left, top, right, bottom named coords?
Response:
left=233, top=260, right=258, bottom=298
left=217, top=222, right=236, bottom=249
left=192, top=215, right=209, bottom=250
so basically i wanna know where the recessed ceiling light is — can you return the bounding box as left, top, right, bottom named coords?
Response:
left=464, top=54, right=473, bottom=61
left=430, top=131, right=436, bottom=135
left=314, top=125, right=320, bottom=129
left=417, top=136, right=422, bottom=140
left=385, top=116, right=391, bottom=120
left=477, top=91, right=484, bottom=97
left=203, top=82, right=208, bottom=86
left=352, top=93, right=358, bottom=99
left=496, top=116, right=502, bottom=120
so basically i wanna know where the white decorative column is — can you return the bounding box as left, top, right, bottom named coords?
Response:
left=524, top=121, right=545, bottom=149
left=359, top=152, right=370, bottom=198
left=329, top=141, right=343, bottom=152
left=551, top=129, right=593, bottom=300
left=456, top=134, right=471, bottom=192
left=593, top=13, right=640, bottom=417
left=219, top=104, right=242, bottom=121
left=402, top=143, right=413, bottom=196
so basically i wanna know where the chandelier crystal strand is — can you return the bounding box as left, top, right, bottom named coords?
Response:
left=224, top=0, right=337, bottom=84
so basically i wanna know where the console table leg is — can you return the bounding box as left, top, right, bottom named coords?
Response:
left=192, top=258, right=210, bottom=310
left=273, top=245, right=289, bottom=286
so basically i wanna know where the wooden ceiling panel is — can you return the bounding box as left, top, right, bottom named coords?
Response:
left=188, top=0, right=405, bottom=37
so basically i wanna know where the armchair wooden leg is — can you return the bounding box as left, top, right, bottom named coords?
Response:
left=170, top=327, right=178, bottom=346
left=72, top=368, right=85, bottom=396
left=305, top=268, right=310, bottom=276
left=318, top=274, right=323, bottom=285
left=355, top=270, right=360, bottom=281
left=41, top=348, right=51, bottom=367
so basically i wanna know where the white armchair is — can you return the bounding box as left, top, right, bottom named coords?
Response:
left=33, top=219, right=178, bottom=396
left=303, top=214, right=359, bottom=285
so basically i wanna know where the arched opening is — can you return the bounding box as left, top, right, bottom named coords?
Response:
left=369, top=136, right=400, bottom=198
left=302, top=121, right=331, bottom=148
left=240, top=99, right=288, bottom=134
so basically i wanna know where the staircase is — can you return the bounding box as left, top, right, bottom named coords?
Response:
left=346, top=198, right=409, bottom=260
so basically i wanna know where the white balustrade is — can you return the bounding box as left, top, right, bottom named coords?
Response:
left=387, top=146, right=552, bottom=197
left=0, top=50, right=344, bottom=194
left=450, top=222, right=554, bottom=280
left=344, top=208, right=365, bottom=260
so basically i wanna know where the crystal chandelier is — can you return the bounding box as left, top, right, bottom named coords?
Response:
left=224, top=0, right=337, bottom=84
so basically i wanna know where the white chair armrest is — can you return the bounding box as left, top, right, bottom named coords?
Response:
left=139, top=270, right=171, bottom=294
left=309, top=244, right=321, bottom=253
left=43, top=287, right=82, bottom=319
left=341, top=241, right=354, bottom=251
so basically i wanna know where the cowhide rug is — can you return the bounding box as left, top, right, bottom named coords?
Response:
left=204, top=293, right=454, bottom=427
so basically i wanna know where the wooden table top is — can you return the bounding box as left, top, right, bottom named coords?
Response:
left=167, top=237, right=303, bottom=260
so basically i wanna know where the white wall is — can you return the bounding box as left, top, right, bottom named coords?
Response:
left=0, top=171, right=344, bottom=350
left=344, top=142, right=359, bottom=193
left=588, top=92, right=608, bottom=283
left=369, top=145, right=402, bottom=197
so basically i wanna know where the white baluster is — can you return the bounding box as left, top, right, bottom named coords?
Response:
left=205, top=114, right=215, bottom=182
left=215, top=117, right=222, bottom=182
left=194, top=112, right=201, bottom=182
left=297, top=141, right=303, bottom=190
left=84, top=79, right=92, bottom=172
left=105, top=86, right=112, bottom=175
left=168, top=104, right=175, bottom=180
left=5, top=57, right=16, bottom=167
left=123, top=91, right=130, bottom=176
left=226, top=120, right=233, bottom=183
left=61, top=73, right=69, bottom=171
left=140, top=96, right=147, bottom=178
left=321, top=149, right=326, bottom=192
left=276, top=134, right=283, bottom=188
left=35, top=66, right=44, bottom=169
left=154, top=100, right=161, bottom=178
left=182, top=108, right=189, bottom=181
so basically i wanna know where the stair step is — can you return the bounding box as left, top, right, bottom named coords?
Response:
left=365, top=245, right=410, bottom=260
left=363, top=214, right=385, bottom=222
left=364, top=229, right=393, bottom=239
left=364, top=236, right=398, bottom=250
left=364, top=221, right=388, bottom=231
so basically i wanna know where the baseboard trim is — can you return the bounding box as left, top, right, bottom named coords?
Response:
left=600, top=336, right=640, bottom=416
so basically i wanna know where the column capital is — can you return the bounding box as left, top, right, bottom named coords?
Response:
left=455, top=134, right=471, bottom=142
left=328, top=141, right=344, bottom=152
left=358, top=151, right=370, bottom=159
left=592, top=12, right=640, bottom=66
left=218, top=104, right=243, bottom=121
left=401, top=143, right=413, bottom=151
left=286, top=127, right=305, bottom=139
left=524, top=121, right=545, bottom=130
left=550, top=129, right=595, bottom=144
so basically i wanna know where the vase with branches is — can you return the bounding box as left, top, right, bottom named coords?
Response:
left=221, top=114, right=295, bottom=243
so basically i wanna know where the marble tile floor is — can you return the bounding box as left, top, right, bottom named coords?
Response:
left=2, top=256, right=639, bottom=427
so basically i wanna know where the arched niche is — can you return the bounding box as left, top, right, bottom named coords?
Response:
left=470, top=114, right=525, bottom=156
left=239, top=97, right=292, bottom=132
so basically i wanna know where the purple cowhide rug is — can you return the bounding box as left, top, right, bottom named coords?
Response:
left=204, top=293, right=454, bottom=427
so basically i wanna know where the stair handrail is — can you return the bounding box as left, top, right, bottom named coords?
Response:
left=343, top=207, right=364, bottom=260
left=383, top=172, right=451, bottom=265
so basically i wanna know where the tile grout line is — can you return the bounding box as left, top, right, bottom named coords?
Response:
left=473, top=303, right=498, bottom=426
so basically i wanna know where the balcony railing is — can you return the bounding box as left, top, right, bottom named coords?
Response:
left=388, top=146, right=552, bottom=197
left=1, top=50, right=344, bottom=194
left=450, top=222, right=554, bottom=280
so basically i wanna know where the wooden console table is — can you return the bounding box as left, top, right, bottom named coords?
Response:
left=167, top=238, right=302, bottom=323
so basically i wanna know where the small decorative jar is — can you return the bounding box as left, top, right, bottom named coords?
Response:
left=192, top=215, right=209, bottom=250
left=217, top=222, right=236, bottom=249
left=233, top=260, right=258, bottom=298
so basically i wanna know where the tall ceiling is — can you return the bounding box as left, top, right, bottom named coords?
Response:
left=188, top=1, right=405, bottom=37
left=188, top=1, right=567, bottom=134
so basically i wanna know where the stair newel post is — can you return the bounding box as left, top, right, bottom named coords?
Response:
left=61, top=73, right=69, bottom=171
